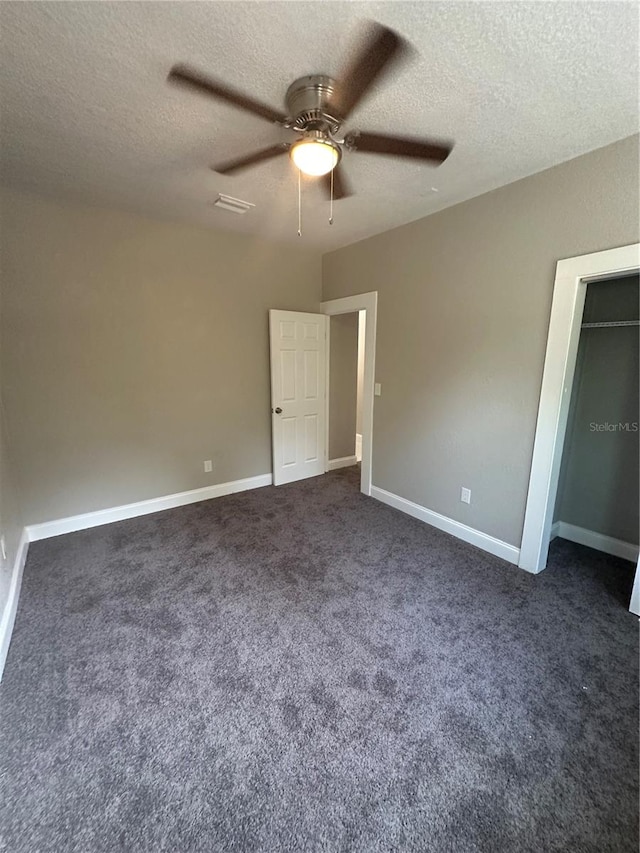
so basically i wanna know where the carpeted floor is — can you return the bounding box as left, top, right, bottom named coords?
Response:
left=1, top=466, right=638, bottom=852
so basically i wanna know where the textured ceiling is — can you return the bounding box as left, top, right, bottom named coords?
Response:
left=1, top=2, right=638, bottom=251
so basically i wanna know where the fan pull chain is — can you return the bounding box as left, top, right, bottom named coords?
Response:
left=329, top=169, right=334, bottom=225
left=297, top=168, right=302, bottom=237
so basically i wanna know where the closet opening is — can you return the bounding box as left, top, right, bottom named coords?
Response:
left=549, top=273, right=639, bottom=604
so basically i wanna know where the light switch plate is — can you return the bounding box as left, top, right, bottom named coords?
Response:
left=374, top=383, right=382, bottom=396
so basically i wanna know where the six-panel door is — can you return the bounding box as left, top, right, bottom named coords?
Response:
left=269, top=310, right=327, bottom=486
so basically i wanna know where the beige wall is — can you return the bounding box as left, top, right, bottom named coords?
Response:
left=0, top=248, right=25, bottom=619
left=0, top=190, right=322, bottom=524
left=0, top=369, right=24, bottom=619
left=329, top=313, right=358, bottom=460
left=322, top=135, right=640, bottom=547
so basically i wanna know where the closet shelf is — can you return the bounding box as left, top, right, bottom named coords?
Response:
left=581, top=320, right=640, bottom=329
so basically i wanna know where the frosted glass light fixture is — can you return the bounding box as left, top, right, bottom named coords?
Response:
left=291, top=136, right=340, bottom=177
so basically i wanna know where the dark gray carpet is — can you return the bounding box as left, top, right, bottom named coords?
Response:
left=1, top=466, right=638, bottom=852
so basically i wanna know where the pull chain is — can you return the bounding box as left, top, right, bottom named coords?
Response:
left=297, top=168, right=302, bottom=237
left=329, top=169, right=334, bottom=225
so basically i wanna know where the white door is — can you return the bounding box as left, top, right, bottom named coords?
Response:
left=269, top=310, right=327, bottom=485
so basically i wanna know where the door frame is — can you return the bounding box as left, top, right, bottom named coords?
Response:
left=519, top=244, right=640, bottom=592
left=321, top=291, right=378, bottom=497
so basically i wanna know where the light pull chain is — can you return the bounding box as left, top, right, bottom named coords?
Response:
left=329, top=169, right=334, bottom=225
left=297, top=168, right=302, bottom=237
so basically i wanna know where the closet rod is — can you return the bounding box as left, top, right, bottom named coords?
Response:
left=581, top=320, right=640, bottom=329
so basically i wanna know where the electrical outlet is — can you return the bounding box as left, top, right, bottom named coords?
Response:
left=0, top=535, right=6, bottom=561
left=461, top=487, right=471, bottom=504
left=204, top=460, right=213, bottom=473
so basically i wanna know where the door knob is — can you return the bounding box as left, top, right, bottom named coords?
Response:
left=274, top=407, right=282, bottom=414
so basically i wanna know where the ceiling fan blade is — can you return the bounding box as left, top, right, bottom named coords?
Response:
left=329, top=22, right=408, bottom=120
left=212, top=144, right=290, bottom=175
left=347, top=131, right=452, bottom=164
left=168, top=64, right=287, bottom=125
left=321, top=165, right=354, bottom=200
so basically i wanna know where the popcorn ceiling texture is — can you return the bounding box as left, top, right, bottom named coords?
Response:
left=0, top=1, right=638, bottom=250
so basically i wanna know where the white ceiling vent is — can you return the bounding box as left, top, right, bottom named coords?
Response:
left=213, top=194, right=255, bottom=215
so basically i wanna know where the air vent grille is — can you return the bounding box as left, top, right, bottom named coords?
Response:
left=213, top=194, right=256, bottom=215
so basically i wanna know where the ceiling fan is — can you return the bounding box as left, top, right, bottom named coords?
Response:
left=167, top=21, right=452, bottom=200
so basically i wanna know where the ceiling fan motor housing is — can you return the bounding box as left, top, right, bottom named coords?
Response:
left=285, top=75, right=341, bottom=134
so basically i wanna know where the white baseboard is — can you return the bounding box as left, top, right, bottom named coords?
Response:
left=328, top=455, right=358, bottom=471
left=355, top=434, right=363, bottom=463
left=27, top=473, right=273, bottom=542
left=371, top=485, right=520, bottom=565
left=0, top=528, right=29, bottom=681
left=554, top=521, right=638, bottom=563
left=550, top=521, right=560, bottom=540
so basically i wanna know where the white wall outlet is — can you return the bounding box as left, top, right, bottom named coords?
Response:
left=0, top=535, right=6, bottom=561
left=203, top=460, right=213, bottom=473
left=461, top=487, right=471, bottom=504
left=374, top=383, right=382, bottom=396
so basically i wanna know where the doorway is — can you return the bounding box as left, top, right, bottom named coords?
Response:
left=519, top=243, right=640, bottom=613
left=550, top=274, right=639, bottom=599
left=268, top=292, right=377, bottom=496
left=326, top=310, right=364, bottom=476
left=322, top=292, right=377, bottom=497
